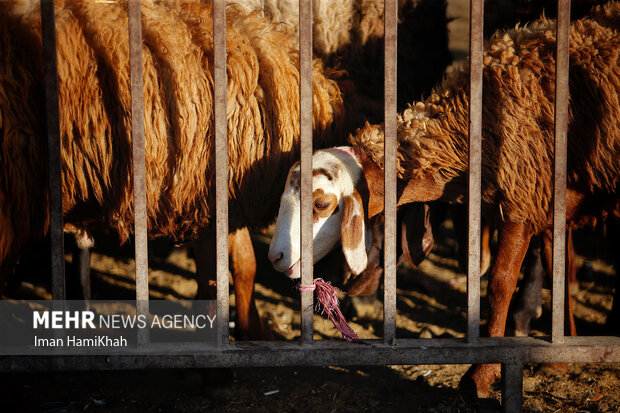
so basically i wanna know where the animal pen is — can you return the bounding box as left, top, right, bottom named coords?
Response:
left=1, top=0, right=619, bottom=412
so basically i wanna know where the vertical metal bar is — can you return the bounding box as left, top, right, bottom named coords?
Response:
left=467, top=0, right=483, bottom=344
left=552, top=0, right=570, bottom=344
left=383, top=0, right=397, bottom=346
left=128, top=0, right=149, bottom=346
left=41, top=0, right=65, bottom=301
left=214, top=0, right=229, bottom=348
left=299, top=0, right=314, bottom=346
left=501, top=363, right=523, bottom=413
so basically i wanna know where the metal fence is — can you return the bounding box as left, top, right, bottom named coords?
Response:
left=2, top=0, right=620, bottom=412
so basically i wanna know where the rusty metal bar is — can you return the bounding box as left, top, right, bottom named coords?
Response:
left=2, top=337, right=619, bottom=371
left=41, top=0, right=65, bottom=301
left=299, top=0, right=314, bottom=346
left=214, top=0, right=229, bottom=348
left=128, top=0, right=149, bottom=338
left=383, top=0, right=397, bottom=346
left=467, top=0, right=483, bottom=344
left=552, top=0, right=570, bottom=344
left=501, top=363, right=523, bottom=413
left=128, top=0, right=149, bottom=347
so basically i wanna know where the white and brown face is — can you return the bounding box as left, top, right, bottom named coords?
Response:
left=268, top=147, right=369, bottom=278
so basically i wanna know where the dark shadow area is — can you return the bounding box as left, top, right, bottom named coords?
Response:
left=0, top=365, right=478, bottom=413
left=90, top=270, right=190, bottom=301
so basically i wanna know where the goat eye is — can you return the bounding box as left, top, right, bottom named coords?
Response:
left=314, top=201, right=330, bottom=210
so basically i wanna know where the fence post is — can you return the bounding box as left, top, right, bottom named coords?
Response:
left=128, top=0, right=149, bottom=348
left=214, top=0, right=230, bottom=348
left=552, top=0, right=571, bottom=345
left=41, top=0, right=65, bottom=302
left=501, top=363, right=523, bottom=413
left=467, top=0, right=484, bottom=344
left=383, top=0, right=398, bottom=347
left=299, top=0, right=314, bottom=346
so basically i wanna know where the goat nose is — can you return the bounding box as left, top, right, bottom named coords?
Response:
left=269, top=251, right=283, bottom=265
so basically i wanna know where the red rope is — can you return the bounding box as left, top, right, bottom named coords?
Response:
left=298, top=278, right=359, bottom=342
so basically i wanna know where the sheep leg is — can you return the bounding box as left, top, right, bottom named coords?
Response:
left=533, top=230, right=577, bottom=374
left=229, top=227, right=273, bottom=340
left=480, top=221, right=492, bottom=275
left=511, top=238, right=545, bottom=337
left=67, top=231, right=94, bottom=301
left=541, top=230, right=577, bottom=337
left=460, top=221, right=532, bottom=399
left=194, top=228, right=271, bottom=340
left=452, top=206, right=468, bottom=273
left=191, top=228, right=272, bottom=391
left=566, top=228, right=579, bottom=294
left=67, top=244, right=92, bottom=300
left=193, top=231, right=233, bottom=390
left=453, top=207, right=491, bottom=275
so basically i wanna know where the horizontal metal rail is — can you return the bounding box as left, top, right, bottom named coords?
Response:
left=2, top=337, right=619, bottom=371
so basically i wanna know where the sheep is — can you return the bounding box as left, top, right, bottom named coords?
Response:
left=234, top=0, right=452, bottom=304
left=268, top=147, right=432, bottom=290
left=269, top=6, right=619, bottom=397
left=0, top=0, right=360, bottom=339
left=443, top=0, right=612, bottom=285
left=484, top=0, right=610, bottom=37
left=232, top=0, right=453, bottom=114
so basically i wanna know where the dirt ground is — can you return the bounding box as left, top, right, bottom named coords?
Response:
left=1, top=0, right=618, bottom=412
left=3, top=215, right=618, bottom=413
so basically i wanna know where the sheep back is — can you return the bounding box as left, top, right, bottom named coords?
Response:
left=352, top=9, right=619, bottom=233
left=0, top=0, right=348, bottom=267
left=232, top=0, right=452, bottom=114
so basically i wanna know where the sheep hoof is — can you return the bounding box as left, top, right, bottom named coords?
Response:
left=459, top=363, right=501, bottom=400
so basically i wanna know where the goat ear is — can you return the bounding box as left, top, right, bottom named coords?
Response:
left=340, top=189, right=367, bottom=275
left=344, top=215, right=384, bottom=296
left=356, top=152, right=385, bottom=219
left=399, top=203, right=434, bottom=267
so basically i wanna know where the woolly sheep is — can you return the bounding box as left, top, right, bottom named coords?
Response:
left=269, top=5, right=619, bottom=395
left=0, top=0, right=358, bottom=339
left=233, top=0, right=453, bottom=113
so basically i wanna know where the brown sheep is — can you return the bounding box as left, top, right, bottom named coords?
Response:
left=234, top=0, right=453, bottom=114
left=356, top=8, right=619, bottom=397
left=0, top=0, right=358, bottom=339
left=269, top=5, right=619, bottom=397
left=484, top=0, right=610, bottom=37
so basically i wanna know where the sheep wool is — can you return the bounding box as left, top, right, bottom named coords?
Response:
left=351, top=3, right=619, bottom=233
left=232, top=0, right=453, bottom=113
left=0, top=0, right=351, bottom=272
